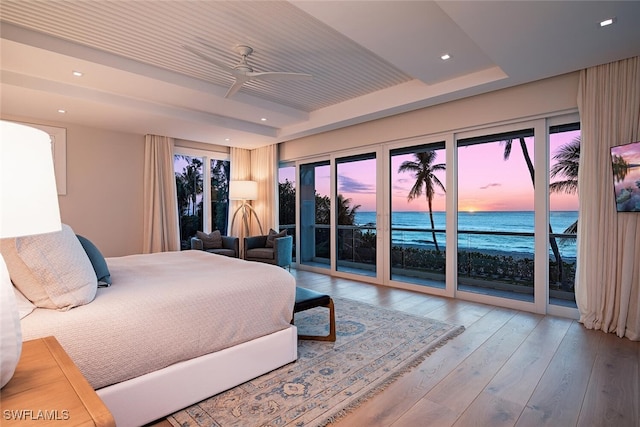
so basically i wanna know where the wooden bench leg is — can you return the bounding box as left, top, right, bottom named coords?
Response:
left=296, top=298, right=336, bottom=342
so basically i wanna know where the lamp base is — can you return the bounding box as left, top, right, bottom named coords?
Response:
left=230, top=202, right=264, bottom=236
left=0, top=255, right=22, bottom=388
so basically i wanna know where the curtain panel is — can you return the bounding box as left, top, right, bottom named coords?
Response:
left=228, top=147, right=252, bottom=240
left=142, top=134, right=180, bottom=253
left=250, top=144, right=278, bottom=234
left=576, top=56, right=640, bottom=340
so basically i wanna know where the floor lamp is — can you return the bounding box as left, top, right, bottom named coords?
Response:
left=229, top=180, right=264, bottom=237
left=1, top=121, right=62, bottom=388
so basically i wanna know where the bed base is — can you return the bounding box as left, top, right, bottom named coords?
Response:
left=97, top=326, right=298, bottom=427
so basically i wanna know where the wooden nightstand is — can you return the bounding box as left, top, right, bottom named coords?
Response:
left=1, top=336, right=114, bottom=426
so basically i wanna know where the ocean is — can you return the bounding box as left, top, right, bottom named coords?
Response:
left=354, top=211, right=578, bottom=258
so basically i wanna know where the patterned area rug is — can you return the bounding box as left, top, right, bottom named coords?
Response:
left=167, top=297, right=464, bottom=427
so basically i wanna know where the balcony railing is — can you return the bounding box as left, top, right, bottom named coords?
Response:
left=290, top=223, right=576, bottom=305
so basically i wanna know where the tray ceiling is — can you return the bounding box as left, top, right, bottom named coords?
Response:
left=1, top=1, right=639, bottom=148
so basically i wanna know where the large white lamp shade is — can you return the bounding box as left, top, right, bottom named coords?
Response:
left=0, top=120, right=62, bottom=388
left=229, top=180, right=258, bottom=201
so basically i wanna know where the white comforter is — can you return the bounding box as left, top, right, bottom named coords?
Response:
left=20, top=250, right=296, bottom=389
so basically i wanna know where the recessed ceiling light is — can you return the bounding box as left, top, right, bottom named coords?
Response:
left=225, top=138, right=230, bottom=142
left=600, top=17, right=615, bottom=27
left=57, top=109, right=66, bottom=114
left=260, top=117, right=267, bottom=122
left=72, top=71, right=83, bottom=77
left=441, top=54, right=451, bottom=61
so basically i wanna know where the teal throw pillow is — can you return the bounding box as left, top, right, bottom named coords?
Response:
left=76, top=234, right=112, bottom=287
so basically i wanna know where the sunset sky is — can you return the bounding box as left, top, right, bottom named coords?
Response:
left=279, top=130, right=580, bottom=212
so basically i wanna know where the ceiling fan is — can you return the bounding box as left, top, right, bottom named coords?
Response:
left=183, top=43, right=313, bottom=98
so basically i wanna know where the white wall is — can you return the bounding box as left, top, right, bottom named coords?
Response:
left=280, top=72, right=580, bottom=160
left=2, top=114, right=145, bottom=257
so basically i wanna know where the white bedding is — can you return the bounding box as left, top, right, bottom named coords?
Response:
left=20, top=250, right=296, bottom=389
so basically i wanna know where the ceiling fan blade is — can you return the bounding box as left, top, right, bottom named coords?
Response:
left=182, top=45, right=234, bottom=73
left=224, top=77, right=249, bottom=98
left=248, top=71, right=313, bottom=81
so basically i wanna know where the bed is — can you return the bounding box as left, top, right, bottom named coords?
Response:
left=4, top=226, right=297, bottom=427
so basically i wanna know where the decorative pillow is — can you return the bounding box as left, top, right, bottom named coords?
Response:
left=266, top=228, right=287, bottom=248
left=14, top=286, right=36, bottom=319
left=76, top=234, right=112, bottom=287
left=0, top=224, right=97, bottom=310
left=196, top=230, right=222, bottom=250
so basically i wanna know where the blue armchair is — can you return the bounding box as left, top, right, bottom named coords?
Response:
left=244, top=234, right=292, bottom=269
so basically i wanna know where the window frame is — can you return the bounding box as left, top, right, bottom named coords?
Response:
left=174, top=146, right=230, bottom=235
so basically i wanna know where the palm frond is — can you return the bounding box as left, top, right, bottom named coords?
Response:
left=500, top=139, right=513, bottom=160
left=549, top=179, right=578, bottom=195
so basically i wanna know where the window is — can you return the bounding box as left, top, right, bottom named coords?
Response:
left=210, top=159, right=230, bottom=235
left=279, top=164, right=296, bottom=261
left=285, top=115, right=580, bottom=318
left=299, top=161, right=331, bottom=269
left=335, top=153, right=377, bottom=277
left=457, top=129, right=536, bottom=302
left=175, top=155, right=204, bottom=249
left=390, top=142, right=446, bottom=288
left=548, top=123, right=580, bottom=307
left=174, top=150, right=230, bottom=250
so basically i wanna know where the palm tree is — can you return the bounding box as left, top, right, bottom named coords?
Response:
left=211, top=160, right=230, bottom=232
left=182, top=158, right=203, bottom=215
left=398, top=151, right=446, bottom=252
left=278, top=179, right=296, bottom=226
left=501, top=137, right=564, bottom=283
left=336, top=194, right=361, bottom=225
left=550, top=136, right=580, bottom=233
left=174, top=156, right=203, bottom=216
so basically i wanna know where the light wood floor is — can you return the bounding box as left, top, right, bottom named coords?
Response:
left=154, top=269, right=639, bottom=427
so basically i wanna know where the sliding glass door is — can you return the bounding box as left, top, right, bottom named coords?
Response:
left=457, top=129, right=536, bottom=302
left=279, top=164, right=296, bottom=262
left=335, top=153, right=377, bottom=277
left=548, top=124, right=580, bottom=308
left=299, top=161, right=331, bottom=269
left=389, top=142, right=446, bottom=288
left=287, top=115, right=579, bottom=318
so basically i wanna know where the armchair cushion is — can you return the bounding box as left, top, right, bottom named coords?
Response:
left=191, top=234, right=239, bottom=258
left=244, top=234, right=292, bottom=268
left=246, top=247, right=275, bottom=260
left=196, top=230, right=222, bottom=249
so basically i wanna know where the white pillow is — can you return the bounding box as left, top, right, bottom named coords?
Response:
left=13, top=286, right=35, bottom=319
left=0, top=224, right=97, bottom=310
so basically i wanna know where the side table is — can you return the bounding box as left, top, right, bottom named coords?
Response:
left=1, top=336, right=114, bottom=426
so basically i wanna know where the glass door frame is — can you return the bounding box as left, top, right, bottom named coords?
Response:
left=451, top=118, right=557, bottom=315
left=546, top=113, right=580, bottom=319
left=383, top=134, right=455, bottom=298
left=288, top=114, right=579, bottom=320
left=297, top=158, right=332, bottom=272
left=293, top=148, right=384, bottom=284
left=332, top=148, right=384, bottom=284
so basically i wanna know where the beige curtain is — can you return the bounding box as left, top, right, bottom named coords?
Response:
left=576, top=56, right=640, bottom=341
left=142, top=134, right=180, bottom=253
left=251, top=144, right=278, bottom=234
left=228, top=147, right=252, bottom=241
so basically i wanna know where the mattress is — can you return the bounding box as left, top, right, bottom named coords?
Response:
left=20, top=250, right=296, bottom=389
